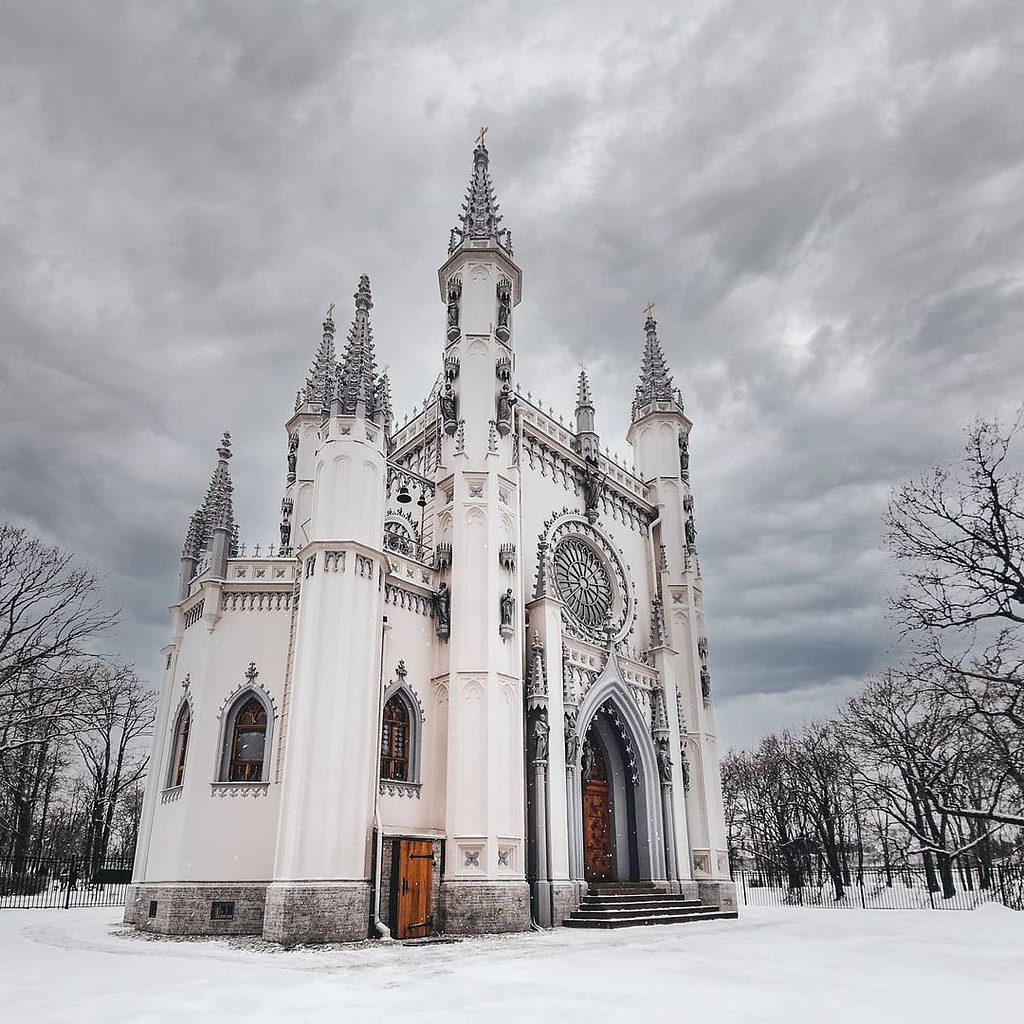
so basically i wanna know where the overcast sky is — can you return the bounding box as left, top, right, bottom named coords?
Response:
left=1, top=1, right=1022, bottom=749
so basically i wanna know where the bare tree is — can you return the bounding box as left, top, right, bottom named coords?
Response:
left=885, top=417, right=1024, bottom=829
left=75, top=664, right=156, bottom=876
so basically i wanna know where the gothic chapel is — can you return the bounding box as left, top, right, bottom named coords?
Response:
left=126, top=136, right=737, bottom=943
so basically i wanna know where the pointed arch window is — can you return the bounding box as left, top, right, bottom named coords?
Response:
left=220, top=693, right=270, bottom=783
left=167, top=705, right=191, bottom=788
left=381, top=695, right=411, bottom=782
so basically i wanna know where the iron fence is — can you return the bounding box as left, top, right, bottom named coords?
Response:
left=735, top=864, right=1024, bottom=911
left=0, top=852, right=134, bottom=910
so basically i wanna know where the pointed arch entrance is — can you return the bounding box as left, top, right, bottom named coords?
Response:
left=581, top=714, right=642, bottom=882
left=573, top=679, right=667, bottom=885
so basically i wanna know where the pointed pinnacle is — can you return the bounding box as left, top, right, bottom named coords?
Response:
left=576, top=367, right=593, bottom=410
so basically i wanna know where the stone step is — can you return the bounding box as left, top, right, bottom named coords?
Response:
left=569, top=904, right=723, bottom=922
left=587, top=884, right=666, bottom=894
left=581, top=897, right=700, bottom=905
left=576, top=899, right=704, bottom=913
left=564, top=909, right=738, bottom=929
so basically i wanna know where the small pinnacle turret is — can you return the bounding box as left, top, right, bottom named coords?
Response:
left=335, top=274, right=383, bottom=422
left=449, top=131, right=513, bottom=255
left=297, top=310, right=337, bottom=412
left=574, top=366, right=600, bottom=461
left=632, top=310, right=682, bottom=420
left=180, top=432, right=238, bottom=592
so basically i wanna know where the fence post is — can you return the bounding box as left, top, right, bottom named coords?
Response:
left=63, top=857, right=75, bottom=910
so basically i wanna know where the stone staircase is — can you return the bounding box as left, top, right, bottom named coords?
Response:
left=563, top=883, right=738, bottom=929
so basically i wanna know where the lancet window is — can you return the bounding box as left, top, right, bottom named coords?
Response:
left=381, top=694, right=411, bottom=782
left=167, top=705, right=191, bottom=788
left=221, top=693, right=269, bottom=783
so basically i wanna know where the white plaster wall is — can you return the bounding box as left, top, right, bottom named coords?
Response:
left=140, top=594, right=290, bottom=882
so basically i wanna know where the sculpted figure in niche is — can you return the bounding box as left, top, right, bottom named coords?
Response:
left=656, top=740, right=673, bottom=784
left=279, top=518, right=291, bottom=551
left=500, top=587, right=515, bottom=637
left=678, top=432, right=689, bottom=477
left=287, top=433, right=299, bottom=479
left=580, top=741, right=594, bottom=781
left=434, top=582, right=451, bottom=641
left=496, top=282, right=512, bottom=342
left=446, top=279, right=461, bottom=340
left=564, top=711, right=579, bottom=767
left=685, top=514, right=697, bottom=548
left=496, top=383, right=516, bottom=436
left=440, top=383, right=458, bottom=436
left=582, top=456, right=602, bottom=523
left=531, top=712, right=549, bottom=762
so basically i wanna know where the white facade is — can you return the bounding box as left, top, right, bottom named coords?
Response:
left=126, top=140, right=735, bottom=943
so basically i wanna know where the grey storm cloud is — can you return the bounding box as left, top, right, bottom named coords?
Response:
left=1, top=1, right=1022, bottom=748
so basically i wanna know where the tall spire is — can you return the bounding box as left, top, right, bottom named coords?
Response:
left=297, top=309, right=337, bottom=412
left=448, top=130, right=513, bottom=255
left=632, top=307, right=682, bottom=420
left=335, top=274, right=381, bottom=422
left=182, top=432, right=237, bottom=560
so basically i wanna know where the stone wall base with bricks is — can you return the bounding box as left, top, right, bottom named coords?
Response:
left=438, top=879, right=531, bottom=934
left=123, top=882, right=268, bottom=936
left=698, top=879, right=739, bottom=914
left=262, top=880, right=371, bottom=944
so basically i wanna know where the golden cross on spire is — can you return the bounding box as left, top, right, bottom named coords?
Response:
left=326, top=302, right=335, bottom=320
left=476, top=125, right=488, bottom=147
left=644, top=301, right=656, bottom=320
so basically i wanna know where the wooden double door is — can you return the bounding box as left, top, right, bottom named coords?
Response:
left=394, top=839, right=434, bottom=939
left=582, top=742, right=615, bottom=882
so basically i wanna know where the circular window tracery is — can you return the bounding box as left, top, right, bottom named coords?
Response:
left=547, top=519, right=631, bottom=643
left=554, top=537, right=613, bottom=631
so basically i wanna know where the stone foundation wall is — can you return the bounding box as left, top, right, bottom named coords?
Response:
left=438, top=880, right=531, bottom=934
left=698, top=879, right=739, bottom=913
left=123, top=883, right=268, bottom=936
left=550, top=880, right=581, bottom=925
left=263, top=881, right=371, bottom=944
left=680, top=880, right=700, bottom=901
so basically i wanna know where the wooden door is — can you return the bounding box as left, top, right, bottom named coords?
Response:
left=395, top=839, right=434, bottom=939
left=582, top=743, right=614, bottom=882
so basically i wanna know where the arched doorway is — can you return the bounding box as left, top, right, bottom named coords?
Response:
left=580, top=714, right=640, bottom=883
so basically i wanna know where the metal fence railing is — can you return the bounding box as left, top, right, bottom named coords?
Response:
left=0, top=853, right=134, bottom=910
left=735, top=864, right=1024, bottom=911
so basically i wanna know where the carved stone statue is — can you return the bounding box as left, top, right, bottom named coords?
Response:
left=678, top=432, right=689, bottom=476
left=656, top=740, right=673, bottom=784
left=434, top=582, right=451, bottom=642
left=564, top=712, right=579, bottom=767
left=446, top=280, right=461, bottom=341
left=680, top=750, right=691, bottom=790
left=287, top=433, right=299, bottom=479
left=279, top=518, right=290, bottom=551
left=581, top=741, right=594, bottom=781
left=530, top=712, right=549, bottom=762
left=582, top=455, right=602, bottom=523
left=440, top=383, right=458, bottom=436
left=685, top=515, right=697, bottom=548
left=496, top=283, right=512, bottom=342
left=499, top=587, right=515, bottom=638
left=700, top=666, right=712, bottom=702
left=496, top=383, right=516, bottom=436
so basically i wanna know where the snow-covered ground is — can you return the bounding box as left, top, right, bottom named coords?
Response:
left=1, top=905, right=1021, bottom=1023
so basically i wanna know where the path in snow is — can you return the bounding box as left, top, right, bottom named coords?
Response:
left=0, top=905, right=1021, bottom=1023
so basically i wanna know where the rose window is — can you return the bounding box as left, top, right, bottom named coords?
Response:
left=553, top=537, right=614, bottom=632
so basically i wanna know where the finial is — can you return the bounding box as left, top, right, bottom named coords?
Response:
left=217, top=432, right=232, bottom=460
left=644, top=301, right=656, bottom=321
left=326, top=302, right=335, bottom=321
left=476, top=125, right=488, bottom=148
